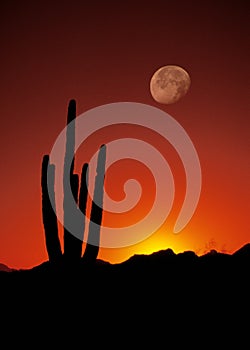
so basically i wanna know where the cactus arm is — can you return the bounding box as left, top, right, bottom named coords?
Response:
left=41, top=154, right=62, bottom=263
left=83, top=144, right=106, bottom=262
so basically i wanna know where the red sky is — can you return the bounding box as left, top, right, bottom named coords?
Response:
left=0, top=0, right=249, bottom=269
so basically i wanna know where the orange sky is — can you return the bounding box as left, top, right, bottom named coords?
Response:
left=0, top=0, right=249, bottom=269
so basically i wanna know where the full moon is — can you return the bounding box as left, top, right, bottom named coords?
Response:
left=150, top=65, right=191, bottom=104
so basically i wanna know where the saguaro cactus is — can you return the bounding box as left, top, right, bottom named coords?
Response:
left=41, top=99, right=107, bottom=266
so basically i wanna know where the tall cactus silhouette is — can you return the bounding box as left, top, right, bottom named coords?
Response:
left=41, top=99, right=107, bottom=266
left=41, top=155, right=62, bottom=263
left=63, top=99, right=82, bottom=262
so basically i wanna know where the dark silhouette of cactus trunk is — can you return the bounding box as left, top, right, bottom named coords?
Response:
left=63, top=99, right=83, bottom=263
left=41, top=154, right=62, bottom=263
left=83, top=144, right=106, bottom=263
left=79, top=163, right=89, bottom=230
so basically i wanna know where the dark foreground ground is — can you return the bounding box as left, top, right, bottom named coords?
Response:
left=1, top=244, right=249, bottom=345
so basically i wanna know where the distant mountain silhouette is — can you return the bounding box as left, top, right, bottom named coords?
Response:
left=0, top=263, right=15, bottom=272
left=1, top=243, right=249, bottom=285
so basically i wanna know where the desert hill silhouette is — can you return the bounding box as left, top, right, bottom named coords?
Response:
left=2, top=242, right=249, bottom=278
left=0, top=262, right=15, bottom=272
left=1, top=243, right=249, bottom=290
